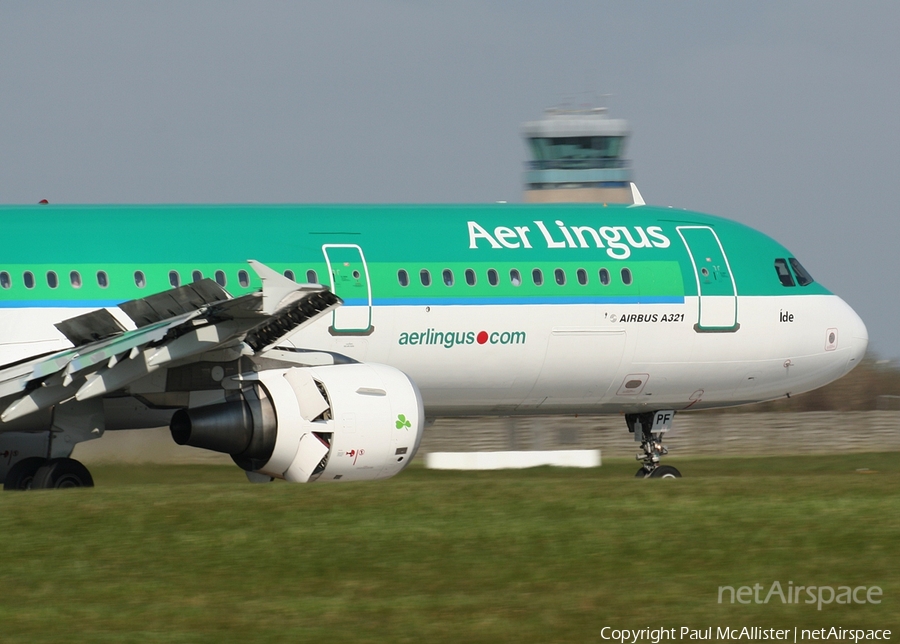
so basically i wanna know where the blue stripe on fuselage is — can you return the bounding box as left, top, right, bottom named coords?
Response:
left=0, top=295, right=685, bottom=309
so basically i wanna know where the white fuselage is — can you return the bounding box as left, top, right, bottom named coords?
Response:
left=0, top=291, right=867, bottom=423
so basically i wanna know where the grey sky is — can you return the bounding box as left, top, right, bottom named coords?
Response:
left=2, top=2, right=898, bottom=358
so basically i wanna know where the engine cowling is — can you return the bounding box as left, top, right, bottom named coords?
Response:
left=170, top=363, right=424, bottom=482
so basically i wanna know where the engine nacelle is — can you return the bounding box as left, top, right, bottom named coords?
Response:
left=170, top=363, right=424, bottom=482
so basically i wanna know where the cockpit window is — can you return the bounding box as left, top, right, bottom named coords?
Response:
left=789, top=258, right=814, bottom=286
left=774, top=259, right=795, bottom=287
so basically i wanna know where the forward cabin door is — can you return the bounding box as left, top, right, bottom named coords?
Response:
left=322, top=244, right=373, bottom=334
left=677, top=226, right=739, bottom=332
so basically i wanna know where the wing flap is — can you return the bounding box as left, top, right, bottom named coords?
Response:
left=0, top=262, right=342, bottom=423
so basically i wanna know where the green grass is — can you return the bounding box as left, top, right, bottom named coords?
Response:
left=0, top=454, right=897, bottom=643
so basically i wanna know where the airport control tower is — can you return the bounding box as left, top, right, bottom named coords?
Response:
left=522, top=106, right=636, bottom=204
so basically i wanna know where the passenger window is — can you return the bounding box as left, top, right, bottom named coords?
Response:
left=599, top=268, right=610, bottom=286
left=134, top=271, right=146, bottom=288
left=306, top=269, right=318, bottom=283
left=465, top=269, right=476, bottom=286
left=398, top=269, right=409, bottom=287
left=192, top=270, right=203, bottom=283
left=23, top=271, right=34, bottom=289
left=238, top=270, right=250, bottom=288
left=169, top=270, right=180, bottom=288
left=97, top=270, right=109, bottom=288
left=0, top=271, right=10, bottom=289
left=442, top=269, right=454, bottom=286
left=47, top=271, right=58, bottom=289
left=576, top=268, right=588, bottom=285
left=532, top=268, right=544, bottom=286
left=554, top=268, right=566, bottom=286
left=510, top=269, right=521, bottom=286
left=487, top=269, right=499, bottom=286
left=284, top=269, right=295, bottom=281
left=789, top=258, right=814, bottom=286
left=621, top=268, right=632, bottom=285
left=420, top=269, right=431, bottom=287
left=774, top=259, right=795, bottom=287
left=70, top=271, right=82, bottom=289
left=214, top=270, right=226, bottom=287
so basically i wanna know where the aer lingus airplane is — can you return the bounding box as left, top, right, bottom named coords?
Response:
left=0, top=195, right=867, bottom=488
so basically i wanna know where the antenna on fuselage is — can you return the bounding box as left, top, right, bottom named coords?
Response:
left=629, top=182, right=645, bottom=206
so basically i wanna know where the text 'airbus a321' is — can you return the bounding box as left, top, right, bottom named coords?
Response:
left=0, top=189, right=867, bottom=488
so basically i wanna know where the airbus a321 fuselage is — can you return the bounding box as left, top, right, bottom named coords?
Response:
left=0, top=200, right=867, bottom=488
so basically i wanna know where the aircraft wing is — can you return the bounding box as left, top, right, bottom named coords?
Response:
left=0, top=261, right=340, bottom=423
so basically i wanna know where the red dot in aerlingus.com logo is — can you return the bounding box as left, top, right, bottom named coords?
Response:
left=476, top=331, right=488, bottom=344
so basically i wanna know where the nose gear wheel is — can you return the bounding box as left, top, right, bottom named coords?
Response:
left=626, top=412, right=681, bottom=479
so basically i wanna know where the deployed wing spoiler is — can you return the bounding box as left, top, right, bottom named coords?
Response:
left=118, top=278, right=230, bottom=328
left=0, top=262, right=341, bottom=423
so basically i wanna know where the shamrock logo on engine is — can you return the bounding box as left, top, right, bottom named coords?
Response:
left=395, top=414, right=412, bottom=430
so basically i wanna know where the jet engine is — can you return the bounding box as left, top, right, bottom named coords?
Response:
left=170, top=363, right=424, bottom=482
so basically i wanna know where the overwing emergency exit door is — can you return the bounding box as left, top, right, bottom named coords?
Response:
left=322, top=244, right=373, bottom=334
left=677, top=226, right=739, bottom=332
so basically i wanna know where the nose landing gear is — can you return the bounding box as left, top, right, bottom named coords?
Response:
left=627, top=411, right=681, bottom=479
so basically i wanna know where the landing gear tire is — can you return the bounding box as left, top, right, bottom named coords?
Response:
left=627, top=411, right=680, bottom=479
left=648, top=465, right=681, bottom=479
left=32, top=458, right=94, bottom=489
left=3, top=457, right=47, bottom=490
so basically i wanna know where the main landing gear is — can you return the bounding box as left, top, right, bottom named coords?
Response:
left=627, top=411, right=681, bottom=479
left=3, top=457, right=94, bottom=490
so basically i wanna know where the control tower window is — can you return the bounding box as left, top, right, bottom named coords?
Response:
left=789, top=258, right=815, bottom=286
left=528, top=136, right=624, bottom=169
left=774, top=259, right=795, bottom=287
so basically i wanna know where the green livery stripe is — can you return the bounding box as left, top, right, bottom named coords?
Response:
left=367, top=261, right=684, bottom=304
left=0, top=204, right=832, bottom=308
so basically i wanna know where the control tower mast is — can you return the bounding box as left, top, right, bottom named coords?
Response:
left=522, top=106, right=638, bottom=204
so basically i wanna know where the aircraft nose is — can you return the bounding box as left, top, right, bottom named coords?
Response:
left=841, top=298, right=868, bottom=372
